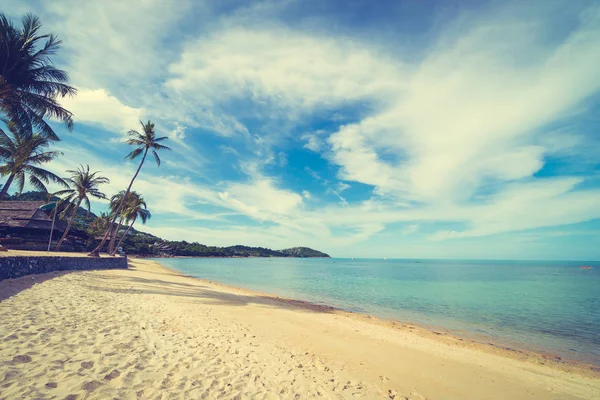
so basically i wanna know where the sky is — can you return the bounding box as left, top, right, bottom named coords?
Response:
left=1, top=0, right=600, bottom=260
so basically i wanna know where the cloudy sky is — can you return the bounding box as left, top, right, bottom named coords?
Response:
left=2, top=0, right=600, bottom=259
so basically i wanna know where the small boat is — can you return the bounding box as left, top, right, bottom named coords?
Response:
left=580, top=266, right=593, bottom=270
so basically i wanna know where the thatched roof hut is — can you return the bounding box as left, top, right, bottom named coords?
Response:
left=0, top=201, right=87, bottom=250
left=0, top=201, right=65, bottom=231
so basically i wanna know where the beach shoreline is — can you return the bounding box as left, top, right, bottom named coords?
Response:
left=1, top=255, right=599, bottom=399
left=147, top=257, right=600, bottom=376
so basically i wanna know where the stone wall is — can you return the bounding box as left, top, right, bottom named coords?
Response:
left=0, top=256, right=127, bottom=280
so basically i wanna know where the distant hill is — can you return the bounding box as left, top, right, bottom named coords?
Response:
left=280, top=247, right=330, bottom=258
left=4, top=191, right=330, bottom=258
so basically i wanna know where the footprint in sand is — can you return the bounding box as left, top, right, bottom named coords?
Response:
left=80, top=361, right=94, bottom=369
left=104, top=369, right=121, bottom=380
left=12, top=355, right=32, bottom=363
left=82, top=380, right=103, bottom=392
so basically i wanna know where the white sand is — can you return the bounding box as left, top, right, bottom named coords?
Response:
left=0, top=257, right=598, bottom=399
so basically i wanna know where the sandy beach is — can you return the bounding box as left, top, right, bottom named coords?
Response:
left=1, top=257, right=599, bottom=400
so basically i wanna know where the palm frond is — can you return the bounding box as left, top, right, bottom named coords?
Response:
left=82, top=196, right=91, bottom=214
left=24, top=165, right=68, bottom=187
left=151, top=141, right=171, bottom=151
left=151, top=149, right=161, bottom=166
left=28, top=174, right=48, bottom=192
left=52, top=188, right=74, bottom=197
left=14, top=171, right=25, bottom=194
left=125, top=147, right=144, bottom=161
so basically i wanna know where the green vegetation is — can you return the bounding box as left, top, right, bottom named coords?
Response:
left=110, top=191, right=151, bottom=253
left=5, top=190, right=331, bottom=258
left=279, top=247, right=331, bottom=258
left=91, top=120, right=171, bottom=256
left=53, top=165, right=109, bottom=250
left=0, top=121, right=66, bottom=200
left=0, top=13, right=76, bottom=139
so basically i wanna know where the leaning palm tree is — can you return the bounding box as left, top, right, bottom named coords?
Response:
left=89, top=120, right=169, bottom=256
left=113, top=193, right=151, bottom=255
left=107, top=190, right=133, bottom=254
left=0, top=120, right=66, bottom=200
left=53, top=165, right=109, bottom=251
left=0, top=13, right=76, bottom=140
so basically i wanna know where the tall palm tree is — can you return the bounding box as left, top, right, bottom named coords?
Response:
left=90, top=120, right=169, bottom=256
left=113, top=193, right=151, bottom=254
left=0, top=13, right=76, bottom=140
left=0, top=120, right=66, bottom=200
left=53, top=165, right=109, bottom=251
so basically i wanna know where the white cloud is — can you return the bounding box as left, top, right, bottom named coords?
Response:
left=338, top=182, right=351, bottom=192
left=219, top=178, right=303, bottom=220
left=43, top=0, right=194, bottom=91
left=402, top=224, right=419, bottom=235
left=60, top=88, right=144, bottom=134
left=302, top=134, right=321, bottom=152
left=165, top=26, right=403, bottom=130
left=169, top=123, right=186, bottom=140
left=327, top=4, right=600, bottom=207
left=302, top=131, right=328, bottom=153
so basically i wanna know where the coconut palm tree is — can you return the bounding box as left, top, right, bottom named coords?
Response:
left=0, top=120, right=66, bottom=200
left=53, top=165, right=109, bottom=251
left=107, top=190, right=133, bottom=254
left=113, top=193, right=151, bottom=255
left=89, top=120, right=169, bottom=256
left=88, top=211, right=111, bottom=237
left=0, top=13, right=76, bottom=140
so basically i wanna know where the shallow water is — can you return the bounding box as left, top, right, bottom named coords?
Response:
left=157, top=257, right=600, bottom=365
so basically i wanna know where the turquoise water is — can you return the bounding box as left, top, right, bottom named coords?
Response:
left=157, top=258, right=600, bottom=365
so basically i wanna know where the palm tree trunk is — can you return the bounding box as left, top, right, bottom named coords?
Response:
left=108, top=217, right=124, bottom=254
left=0, top=173, right=16, bottom=201
left=55, top=199, right=82, bottom=251
left=114, top=217, right=136, bottom=254
left=90, top=149, right=148, bottom=256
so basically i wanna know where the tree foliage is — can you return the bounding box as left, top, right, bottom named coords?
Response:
left=0, top=120, right=66, bottom=199
left=0, top=13, right=76, bottom=140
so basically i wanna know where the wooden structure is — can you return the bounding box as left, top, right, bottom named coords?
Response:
left=0, top=201, right=88, bottom=250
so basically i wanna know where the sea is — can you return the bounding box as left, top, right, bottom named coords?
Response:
left=157, top=257, right=600, bottom=365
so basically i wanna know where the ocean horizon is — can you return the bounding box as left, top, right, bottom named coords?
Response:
left=157, top=257, right=600, bottom=366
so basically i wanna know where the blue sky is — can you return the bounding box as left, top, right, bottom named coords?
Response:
left=2, top=0, right=600, bottom=259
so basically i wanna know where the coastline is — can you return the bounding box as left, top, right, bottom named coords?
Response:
left=150, top=258, right=599, bottom=376
left=1, top=256, right=599, bottom=399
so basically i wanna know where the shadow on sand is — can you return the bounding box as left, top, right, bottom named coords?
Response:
left=0, top=271, right=72, bottom=301
left=86, top=273, right=338, bottom=314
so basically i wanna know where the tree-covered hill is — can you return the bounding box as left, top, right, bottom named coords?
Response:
left=280, top=247, right=330, bottom=258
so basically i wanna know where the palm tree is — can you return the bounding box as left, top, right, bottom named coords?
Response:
left=53, top=165, right=109, bottom=251
left=107, top=190, right=131, bottom=254
left=0, top=120, right=66, bottom=200
left=0, top=13, right=76, bottom=140
left=113, top=193, right=151, bottom=254
left=89, top=120, right=169, bottom=256
left=88, top=211, right=111, bottom=237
